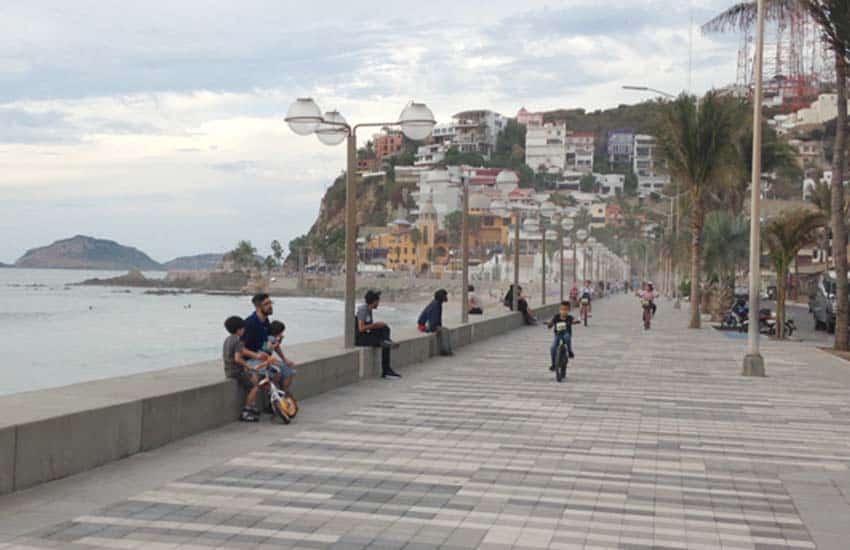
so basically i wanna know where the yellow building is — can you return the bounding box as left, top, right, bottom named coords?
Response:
left=365, top=195, right=510, bottom=272
left=366, top=199, right=444, bottom=272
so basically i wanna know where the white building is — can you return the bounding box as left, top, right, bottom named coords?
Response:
left=770, top=94, right=850, bottom=134
left=415, top=143, right=449, bottom=166
left=589, top=203, right=607, bottom=229
left=565, top=132, right=594, bottom=173
left=525, top=122, right=567, bottom=174
left=633, top=134, right=670, bottom=197
left=595, top=173, right=625, bottom=197
left=447, top=110, right=508, bottom=159
left=411, top=169, right=461, bottom=225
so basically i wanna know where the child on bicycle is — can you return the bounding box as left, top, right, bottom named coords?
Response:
left=261, top=320, right=296, bottom=394
left=545, top=301, right=579, bottom=370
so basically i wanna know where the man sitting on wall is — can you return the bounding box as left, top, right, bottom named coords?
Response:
left=355, top=290, right=401, bottom=379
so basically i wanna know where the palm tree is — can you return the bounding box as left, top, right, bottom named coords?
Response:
left=659, top=92, right=746, bottom=328
left=763, top=209, right=826, bottom=338
left=704, top=0, right=850, bottom=348
left=702, top=211, right=750, bottom=319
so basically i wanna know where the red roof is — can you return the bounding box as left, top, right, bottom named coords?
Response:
left=571, top=132, right=595, bottom=138
left=470, top=177, right=496, bottom=185
left=509, top=188, right=534, bottom=198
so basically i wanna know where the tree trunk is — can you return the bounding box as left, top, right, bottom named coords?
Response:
left=689, top=199, right=704, bottom=329
left=776, top=267, right=786, bottom=340
left=833, top=56, right=849, bottom=350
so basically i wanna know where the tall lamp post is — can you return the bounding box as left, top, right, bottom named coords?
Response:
left=539, top=202, right=558, bottom=305
left=285, top=98, right=436, bottom=348
left=561, top=217, right=576, bottom=301
left=576, top=229, right=589, bottom=281
left=743, top=0, right=767, bottom=377
left=461, top=173, right=470, bottom=324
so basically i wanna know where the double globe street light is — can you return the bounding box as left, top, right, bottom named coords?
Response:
left=285, top=98, right=436, bottom=348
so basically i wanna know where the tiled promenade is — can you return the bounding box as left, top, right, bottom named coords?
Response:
left=3, top=295, right=850, bottom=549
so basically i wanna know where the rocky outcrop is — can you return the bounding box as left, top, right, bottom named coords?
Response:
left=15, top=235, right=163, bottom=270
left=162, top=253, right=226, bottom=271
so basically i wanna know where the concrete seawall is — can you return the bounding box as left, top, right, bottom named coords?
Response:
left=0, top=303, right=561, bottom=495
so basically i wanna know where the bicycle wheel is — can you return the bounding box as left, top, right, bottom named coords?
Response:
left=556, top=345, right=568, bottom=382
left=272, top=396, right=293, bottom=424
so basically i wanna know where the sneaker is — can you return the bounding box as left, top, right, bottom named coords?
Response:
left=382, top=370, right=402, bottom=379
left=549, top=365, right=556, bottom=371
left=240, top=411, right=259, bottom=422
left=440, top=351, right=455, bottom=357
left=569, top=351, right=575, bottom=359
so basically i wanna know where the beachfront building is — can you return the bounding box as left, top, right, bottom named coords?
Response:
left=565, top=132, right=594, bottom=173
left=525, top=121, right=567, bottom=174
left=607, top=129, right=635, bottom=166
left=633, top=134, right=670, bottom=197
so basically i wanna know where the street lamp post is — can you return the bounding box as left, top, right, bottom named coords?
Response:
left=561, top=217, right=575, bottom=301
left=461, top=173, right=470, bottom=324
left=539, top=202, right=557, bottom=305
left=576, top=229, right=589, bottom=283
left=743, top=0, right=767, bottom=377
left=285, top=98, right=435, bottom=348
left=513, top=211, right=520, bottom=311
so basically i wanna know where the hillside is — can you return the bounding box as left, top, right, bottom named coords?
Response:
left=163, top=253, right=225, bottom=271
left=287, top=172, right=414, bottom=267
left=15, top=235, right=164, bottom=270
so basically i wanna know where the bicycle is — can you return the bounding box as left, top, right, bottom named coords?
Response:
left=554, top=337, right=569, bottom=382
left=258, top=365, right=299, bottom=424
left=579, top=297, right=590, bottom=326
left=641, top=299, right=653, bottom=330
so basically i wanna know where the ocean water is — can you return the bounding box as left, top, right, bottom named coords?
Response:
left=0, top=269, right=413, bottom=396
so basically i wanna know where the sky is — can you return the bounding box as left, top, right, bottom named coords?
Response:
left=0, top=0, right=742, bottom=264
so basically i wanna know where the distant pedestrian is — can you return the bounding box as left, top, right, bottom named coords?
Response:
left=468, top=285, right=483, bottom=315
left=355, top=290, right=401, bottom=379
left=418, top=289, right=453, bottom=356
left=504, top=285, right=536, bottom=325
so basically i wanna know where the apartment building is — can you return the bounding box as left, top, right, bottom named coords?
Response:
left=633, top=134, right=670, bottom=196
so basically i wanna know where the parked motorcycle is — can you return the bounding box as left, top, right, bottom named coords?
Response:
left=721, top=300, right=749, bottom=331
left=741, top=307, right=796, bottom=337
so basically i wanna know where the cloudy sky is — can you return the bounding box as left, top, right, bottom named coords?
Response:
left=0, top=0, right=741, bottom=264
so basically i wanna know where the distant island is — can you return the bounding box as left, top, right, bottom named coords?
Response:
left=11, top=235, right=266, bottom=272
left=162, top=253, right=227, bottom=271
left=15, top=235, right=164, bottom=271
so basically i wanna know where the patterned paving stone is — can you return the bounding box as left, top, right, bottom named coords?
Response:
left=7, top=295, right=850, bottom=548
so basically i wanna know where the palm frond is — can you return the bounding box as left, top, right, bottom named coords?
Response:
left=702, top=0, right=800, bottom=34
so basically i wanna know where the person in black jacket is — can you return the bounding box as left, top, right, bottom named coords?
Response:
left=418, top=289, right=453, bottom=356
left=503, top=285, right=537, bottom=325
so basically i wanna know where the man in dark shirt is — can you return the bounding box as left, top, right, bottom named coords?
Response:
left=418, top=289, right=452, bottom=356
left=243, top=293, right=273, bottom=353
left=545, top=301, right=578, bottom=370
left=355, top=290, right=401, bottom=379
